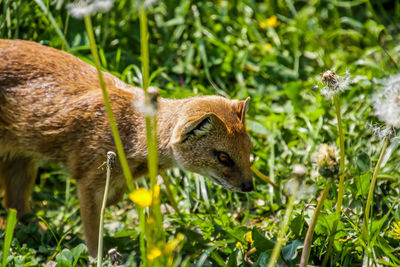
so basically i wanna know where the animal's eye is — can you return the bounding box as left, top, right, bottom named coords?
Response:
left=218, top=153, right=229, bottom=162
left=215, top=151, right=234, bottom=167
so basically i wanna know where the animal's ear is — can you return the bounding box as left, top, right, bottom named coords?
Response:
left=172, top=114, right=216, bottom=144
left=236, top=97, right=250, bottom=123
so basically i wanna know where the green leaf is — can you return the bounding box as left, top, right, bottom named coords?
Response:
left=247, top=120, right=269, bottom=136
left=252, top=228, right=275, bottom=252
left=56, top=249, right=74, bottom=266
left=253, top=252, right=270, bottom=267
left=282, top=240, right=303, bottom=260
left=72, top=244, right=87, bottom=266
left=365, top=19, right=386, bottom=40
left=355, top=172, right=371, bottom=198
left=355, top=152, right=371, bottom=172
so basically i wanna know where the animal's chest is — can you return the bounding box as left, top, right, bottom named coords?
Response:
left=107, top=175, right=127, bottom=205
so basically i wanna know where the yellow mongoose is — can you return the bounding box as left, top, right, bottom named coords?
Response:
left=0, top=39, right=253, bottom=257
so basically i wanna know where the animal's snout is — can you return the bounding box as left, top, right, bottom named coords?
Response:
left=240, top=181, right=254, bottom=192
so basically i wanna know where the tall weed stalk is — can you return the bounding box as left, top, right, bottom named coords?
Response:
left=322, top=95, right=346, bottom=266
left=139, top=1, right=165, bottom=265
left=300, top=182, right=331, bottom=267
left=361, top=136, right=390, bottom=241
left=268, top=196, right=294, bottom=267
left=97, top=151, right=115, bottom=266
left=83, top=15, right=135, bottom=192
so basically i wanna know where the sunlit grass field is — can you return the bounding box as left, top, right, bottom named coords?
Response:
left=1, top=0, right=400, bottom=266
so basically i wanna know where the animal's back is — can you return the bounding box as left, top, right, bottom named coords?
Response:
left=0, top=39, right=141, bottom=161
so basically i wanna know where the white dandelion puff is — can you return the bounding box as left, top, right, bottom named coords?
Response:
left=134, top=87, right=159, bottom=117
left=373, top=73, right=400, bottom=128
left=283, top=164, right=315, bottom=201
left=67, top=0, right=114, bottom=19
left=367, top=122, right=394, bottom=140
left=141, top=0, right=157, bottom=8
left=284, top=178, right=315, bottom=201
left=319, top=70, right=351, bottom=99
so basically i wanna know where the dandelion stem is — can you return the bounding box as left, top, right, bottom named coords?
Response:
left=268, top=195, right=295, bottom=267
left=139, top=207, right=147, bottom=266
left=139, top=2, right=165, bottom=265
left=361, top=136, right=390, bottom=241
left=300, top=181, right=331, bottom=267
left=322, top=95, right=346, bottom=266
left=84, top=15, right=135, bottom=192
left=250, top=166, right=278, bottom=188
left=333, top=95, right=346, bottom=216
left=97, top=151, right=115, bottom=266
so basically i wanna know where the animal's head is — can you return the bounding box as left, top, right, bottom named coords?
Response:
left=171, top=96, right=253, bottom=192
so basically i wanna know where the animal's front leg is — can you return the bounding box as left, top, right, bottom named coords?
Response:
left=76, top=179, right=103, bottom=258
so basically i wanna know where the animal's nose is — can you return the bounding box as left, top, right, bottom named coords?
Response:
left=241, top=181, right=254, bottom=192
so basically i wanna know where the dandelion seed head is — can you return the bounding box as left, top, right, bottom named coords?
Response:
left=319, top=70, right=351, bottom=99
left=367, top=122, right=394, bottom=140
left=67, top=0, right=114, bottom=19
left=134, top=99, right=157, bottom=117
left=373, top=73, right=400, bottom=128
left=284, top=178, right=315, bottom=200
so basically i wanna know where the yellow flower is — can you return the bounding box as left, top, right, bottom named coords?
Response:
left=259, top=21, right=267, bottom=29
left=235, top=242, right=243, bottom=249
left=259, top=15, right=280, bottom=29
left=164, top=233, right=185, bottom=254
left=147, top=248, right=162, bottom=260
left=264, top=43, right=272, bottom=51
left=129, top=188, right=152, bottom=208
left=391, top=221, right=400, bottom=239
left=245, top=231, right=253, bottom=244
left=266, top=15, right=279, bottom=27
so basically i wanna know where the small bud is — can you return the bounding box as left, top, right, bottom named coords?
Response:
left=317, top=144, right=339, bottom=178
left=292, top=164, right=307, bottom=179
left=107, top=151, right=116, bottom=169
left=107, top=248, right=122, bottom=265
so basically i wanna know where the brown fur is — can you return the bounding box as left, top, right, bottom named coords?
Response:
left=0, top=39, right=253, bottom=257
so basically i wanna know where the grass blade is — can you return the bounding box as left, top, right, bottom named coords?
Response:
left=2, top=209, right=17, bottom=267
left=34, top=0, right=70, bottom=50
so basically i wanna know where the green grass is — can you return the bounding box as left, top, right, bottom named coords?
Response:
left=1, top=0, right=400, bottom=266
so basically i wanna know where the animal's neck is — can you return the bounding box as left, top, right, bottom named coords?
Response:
left=125, top=97, right=185, bottom=172
left=155, top=98, right=183, bottom=169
